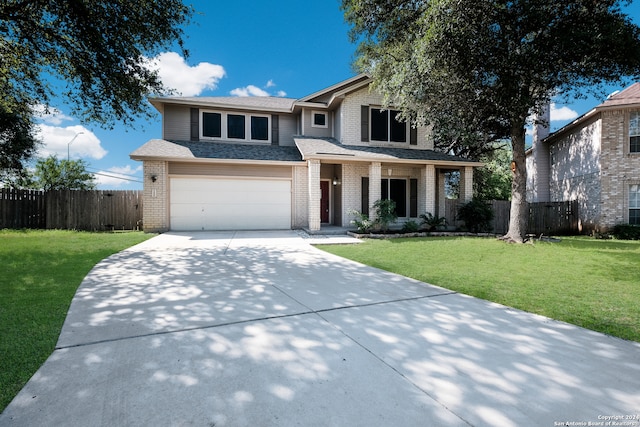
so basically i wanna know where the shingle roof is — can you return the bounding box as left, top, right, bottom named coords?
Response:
left=149, top=96, right=297, bottom=112
left=598, top=83, right=640, bottom=108
left=294, top=137, right=479, bottom=165
left=130, top=139, right=303, bottom=162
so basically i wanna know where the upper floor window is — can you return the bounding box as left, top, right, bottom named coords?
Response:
left=312, top=111, right=328, bottom=128
left=630, top=184, right=640, bottom=225
left=630, top=111, right=640, bottom=153
left=371, top=108, right=407, bottom=143
left=202, top=111, right=270, bottom=142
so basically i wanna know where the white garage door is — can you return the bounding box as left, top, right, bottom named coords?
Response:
left=170, top=178, right=291, bottom=231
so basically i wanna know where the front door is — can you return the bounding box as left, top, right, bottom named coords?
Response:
left=320, top=180, right=330, bottom=223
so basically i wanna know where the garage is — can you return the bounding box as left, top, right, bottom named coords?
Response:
left=170, top=177, right=292, bottom=231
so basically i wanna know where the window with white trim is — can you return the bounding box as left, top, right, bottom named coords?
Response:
left=371, top=108, right=407, bottom=143
left=630, top=111, right=640, bottom=153
left=630, top=184, right=640, bottom=225
left=201, top=111, right=270, bottom=142
left=312, top=111, right=328, bottom=128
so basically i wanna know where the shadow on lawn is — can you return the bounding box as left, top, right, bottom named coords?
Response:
left=3, top=231, right=640, bottom=426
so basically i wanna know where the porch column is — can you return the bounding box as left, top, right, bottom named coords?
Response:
left=460, top=166, right=474, bottom=203
left=369, top=162, right=381, bottom=219
left=308, top=159, right=321, bottom=231
left=423, top=164, right=436, bottom=215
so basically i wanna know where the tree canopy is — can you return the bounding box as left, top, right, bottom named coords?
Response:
left=30, top=156, right=96, bottom=191
left=0, top=0, right=193, bottom=173
left=342, top=0, right=640, bottom=242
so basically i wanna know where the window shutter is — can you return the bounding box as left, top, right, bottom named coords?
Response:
left=361, top=106, right=369, bottom=142
left=361, top=177, right=369, bottom=216
left=410, top=126, right=417, bottom=145
left=271, top=114, right=279, bottom=146
left=410, top=179, right=418, bottom=217
left=190, top=108, right=199, bottom=141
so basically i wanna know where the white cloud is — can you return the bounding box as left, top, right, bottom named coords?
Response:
left=230, top=85, right=270, bottom=97
left=93, top=165, right=143, bottom=188
left=231, top=80, right=287, bottom=97
left=32, top=104, right=74, bottom=126
left=36, top=124, right=107, bottom=160
left=550, top=103, right=579, bottom=122
left=145, top=51, right=226, bottom=96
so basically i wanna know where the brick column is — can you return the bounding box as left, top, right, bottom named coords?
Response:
left=143, top=160, right=169, bottom=233
left=308, top=159, right=321, bottom=231
left=460, top=166, right=474, bottom=203
left=423, top=164, right=436, bottom=215
left=369, top=162, right=381, bottom=219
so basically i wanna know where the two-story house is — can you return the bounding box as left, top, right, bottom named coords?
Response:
left=130, top=74, right=480, bottom=232
left=526, top=83, right=640, bottom=232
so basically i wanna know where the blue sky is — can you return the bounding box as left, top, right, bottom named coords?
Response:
left=35, top=0, right=640, bottom=190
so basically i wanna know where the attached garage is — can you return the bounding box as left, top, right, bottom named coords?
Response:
left=170, top=177, right=292, bottom=231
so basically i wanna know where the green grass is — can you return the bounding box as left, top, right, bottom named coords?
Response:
left=319, top=236, right=640, bottom=342
left=0, top=229, right=153, bottom=412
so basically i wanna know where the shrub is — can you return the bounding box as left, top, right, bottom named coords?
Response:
left=372, top=199, right=398, bottom=232
left=457, top=199, right=494, bottom=233
left=401, top=219, right=420, bottom=233
left=348, top=209, right=374, bottom=233
left=419, top=212, right=447, bottom=230
left=611, top=224, right=640, bottom=240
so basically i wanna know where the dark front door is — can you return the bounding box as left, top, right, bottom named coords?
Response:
left=320, top=181, right=330, bottom=223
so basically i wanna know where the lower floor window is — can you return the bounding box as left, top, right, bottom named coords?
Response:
left=630, top=184, right=640, bottom=225
left=362, top=177, right=418, bottom=218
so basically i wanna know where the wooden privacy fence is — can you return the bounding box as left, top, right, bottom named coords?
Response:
left=0, top=189, right=143, bottom=231
left=444, top=199, right=579, bottom=235
left=0, top=188, right=46, bottom=229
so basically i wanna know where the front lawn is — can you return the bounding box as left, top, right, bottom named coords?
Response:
left=319, top=236, right=640, bottom=342
left=0, top=230, right=153, bottom=412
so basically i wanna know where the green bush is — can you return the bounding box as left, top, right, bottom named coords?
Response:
left=419, top=212, right=447, bottom=230
left=401, top=219, right=420, bottom=233
left=457, top=199, right=494, bottom=233
left=611, top=224, right=640, bottom=240
left=348, top=209, right=374, bottom=233
left=372, top=199, right=398, bottom=232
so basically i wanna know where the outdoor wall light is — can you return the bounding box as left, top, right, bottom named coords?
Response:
left=150, top=174, right=157, bottom=182
left=332, top=176, right=341, bottom=186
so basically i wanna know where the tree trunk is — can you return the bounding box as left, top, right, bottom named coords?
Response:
left=502, top=124, right=528, bottom=243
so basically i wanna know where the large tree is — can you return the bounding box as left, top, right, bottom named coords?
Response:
left=342, top=0, right=640, bottom=242
left=0, top=0, right=193, bottom=174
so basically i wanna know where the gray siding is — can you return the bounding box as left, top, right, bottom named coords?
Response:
left=278, top=114, right=297, bottom=146
left=301, top=109, right=333, bottom=138
left=163, top=105, right=191, bottom=141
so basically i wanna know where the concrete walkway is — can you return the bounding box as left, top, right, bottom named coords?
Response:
left=2, top=231, right=639, bottom=426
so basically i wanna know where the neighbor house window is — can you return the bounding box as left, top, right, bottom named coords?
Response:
left=630, top=184, right=640, bottom=225
left=201, top=111, right=270, bottom=142
left=630, top=111, right=640, bottom=153
left=312, top=111, right=328, bottom=128
left=371, top=108, right=407, bottom=143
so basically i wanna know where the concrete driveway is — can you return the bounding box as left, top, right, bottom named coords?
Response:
left=2, top=231, right=639, bottom=426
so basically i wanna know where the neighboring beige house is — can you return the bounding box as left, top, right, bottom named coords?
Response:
left=130, top=74, right=480, bottom=232
left=527, top=83, right=640, bottom=232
